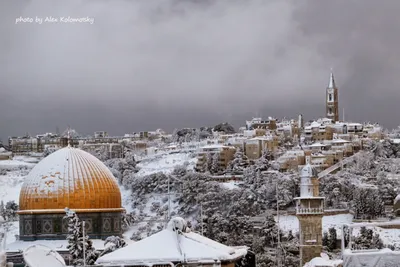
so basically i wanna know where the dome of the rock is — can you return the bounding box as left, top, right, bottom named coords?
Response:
left=17, top=146, right=124, bottom=241
left=19, top=146, right=122, bottom=212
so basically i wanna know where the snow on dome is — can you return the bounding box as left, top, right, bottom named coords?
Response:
left=301, top=164, right=318, bottom=178
left=18, top=146, right=123, bottom=213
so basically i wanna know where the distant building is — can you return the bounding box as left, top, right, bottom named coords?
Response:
left=94, top=131, right=108, bottom=138
left=326, top=70, right=339, bottom=122
left=196, top=144, right=236, bottom=172
left=246, top=117, right=277, bottom=130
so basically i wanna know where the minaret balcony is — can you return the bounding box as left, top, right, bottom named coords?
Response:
left=296, top=207, right=324, bottom=215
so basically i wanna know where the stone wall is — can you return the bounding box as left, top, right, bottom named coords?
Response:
left=19, top=212, right=122, bottom=241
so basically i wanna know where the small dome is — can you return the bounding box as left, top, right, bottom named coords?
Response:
left=19, top=146, right=123, bottom=213
left=301, top=164, right=318, bottom=178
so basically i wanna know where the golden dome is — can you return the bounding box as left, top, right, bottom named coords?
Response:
left=18, top=146, right=123, bottom=214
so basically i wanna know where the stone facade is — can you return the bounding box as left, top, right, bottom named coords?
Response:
left=19, top=212, right=122, bottom=241
left=298, top=215, right=323, bottom=266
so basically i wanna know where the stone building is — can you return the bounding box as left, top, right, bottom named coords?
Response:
left=6, top=144, right=124, bottom=265
left=326, top=70, right=339, bottom=122
left=294, top=163, right=325, bottom=266
left=195, top=144, right=236, bottom=172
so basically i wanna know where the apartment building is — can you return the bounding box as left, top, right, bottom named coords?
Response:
left=225, top=136, right=247, bottom=151
left=304, top=121, right=334, bottom=142
left=195, top=144, right=236, bottom=172
left=246, top=117, right=277, bottom=130
left=94, top=131, right=108, bottom=138
left=277, top=150, right=306, bottom=172
left=81, top=143, right=124, bottom=158
left=9, top=134, right=68, bottom=154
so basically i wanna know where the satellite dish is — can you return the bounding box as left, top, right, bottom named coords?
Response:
left=23, top=244, right=66, bottom=267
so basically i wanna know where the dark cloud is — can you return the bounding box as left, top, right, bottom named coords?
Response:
left=0, top=0, right=398, bottom=139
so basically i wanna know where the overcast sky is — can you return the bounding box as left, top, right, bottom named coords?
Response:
left=1, top=0, right=399, bottom=139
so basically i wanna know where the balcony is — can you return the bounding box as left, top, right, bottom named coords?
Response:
left=296, top=207, right=324, bottom=215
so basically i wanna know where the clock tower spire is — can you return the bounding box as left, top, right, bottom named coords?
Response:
left=326, top=69, right=339, bottom=122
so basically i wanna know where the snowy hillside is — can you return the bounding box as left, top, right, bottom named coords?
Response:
left=136, top=152, right=196, bottom=176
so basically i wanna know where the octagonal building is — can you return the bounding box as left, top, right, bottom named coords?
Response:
left=17, top=146, right=124, bottom=241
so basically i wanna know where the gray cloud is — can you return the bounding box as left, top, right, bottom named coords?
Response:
left=0, top=0, right=398, bottom=139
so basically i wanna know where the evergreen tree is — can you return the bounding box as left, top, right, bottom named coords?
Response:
left=0, top=201, right=4, bottom=221
left=99, top=236, right=127, bottom=256
left=353, top=226, right=383, bottom=250
left=254, top=149, right=270, bottom=172
left=227, top=148, right=249, bottom=174
left=211, top=153, right=220, bottom=174
left=287, top=230, right=294, bottom=241
left=64, top=210, right=99, bottom=265
left=205, top=153, right=213, bottom=173
left=322, top=231, right=329, bottom=247
left=327, top=227, right=337, bottom=251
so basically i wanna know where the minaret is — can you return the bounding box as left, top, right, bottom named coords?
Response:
left=326, top=69, right=339, bottom=122
left=295, top=161, right=325, bottom=266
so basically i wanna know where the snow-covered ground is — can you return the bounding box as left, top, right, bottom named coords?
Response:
left=276, top=214, right=354, bottom=238
left=136, top=152, right=197, bottom=176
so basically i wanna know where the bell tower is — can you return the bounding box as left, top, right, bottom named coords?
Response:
left=326, top=69, right=339, bottom=122
left=295, top=163, right=325, bottom=266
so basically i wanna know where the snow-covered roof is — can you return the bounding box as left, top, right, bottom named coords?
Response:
left=331, top=138, right=350, bottom=144
left=310, top=121, right=321, bottom=128
left=200, top=144, right=234, bottom=150
left=304, top=257, right=342, bottom=267
left=309, top=142, right=326, bottom=147
left=23, top=244, right=66, bottom=267
left=96, top=217, right=248, bottom=265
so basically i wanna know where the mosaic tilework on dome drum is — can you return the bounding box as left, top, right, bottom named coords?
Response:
left=18, top=146, right=122, bottom=212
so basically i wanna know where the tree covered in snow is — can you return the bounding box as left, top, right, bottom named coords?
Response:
left=84, top=145, right=110, bottom=162
left=211, top=153, right=221, bottom=174
left=353, top=227, right=383, bottom=250
left=205, top=153, right=213, bottom=173
left=254, top=149, right=271, bottom=172
left=104, top=152, right=139, bottom=185
left=0, top=201, right=18, bottom=221
left=64, top=211, right=100, bottom=265
left=353, top=187, right=385, bottom=220
left=99, top=236, right=127, bottom=257
left=213, top=122, right=235, bottom=134
left=327, top=227, right=338, bottom=251
left=43, top=146, right=58, bottom=157
left=227, top=148, right=249, bottom=174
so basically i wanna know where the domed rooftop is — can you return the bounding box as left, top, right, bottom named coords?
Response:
left=300, top=164, right=318, bottom=178
left=19, top=146, right=123, bottom=214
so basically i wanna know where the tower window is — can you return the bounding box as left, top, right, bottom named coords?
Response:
left=329, top=107, right=333, bottom=114
left=328, top=94, right=333, bottom=101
